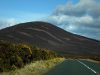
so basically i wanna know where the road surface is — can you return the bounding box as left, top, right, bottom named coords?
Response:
left=45, top=60, right=100, bottom=75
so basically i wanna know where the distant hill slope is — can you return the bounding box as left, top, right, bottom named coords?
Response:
left=0, top=21, right=100, bottom=57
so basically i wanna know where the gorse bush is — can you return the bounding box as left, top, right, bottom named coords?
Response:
left=0, top=41, right=60, bottom=72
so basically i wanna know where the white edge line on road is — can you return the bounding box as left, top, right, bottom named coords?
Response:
left=77, top=60, right=99, bottom=75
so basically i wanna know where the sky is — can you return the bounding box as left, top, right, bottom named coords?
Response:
left=0, top=0, right=100, bottom=40
left=0, top=0, right=68, bottom=22
left=0, top=0, right=78, bottom=26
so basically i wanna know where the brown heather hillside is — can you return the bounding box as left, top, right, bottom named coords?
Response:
left=0, top=21, right=100, bottom=60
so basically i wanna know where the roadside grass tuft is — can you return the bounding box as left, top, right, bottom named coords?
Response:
left=0, top=58, right=65, bottom=75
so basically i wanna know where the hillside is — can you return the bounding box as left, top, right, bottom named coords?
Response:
left=0, top=21, right=100, bottom=60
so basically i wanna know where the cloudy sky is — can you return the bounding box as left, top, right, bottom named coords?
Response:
left=0, top=0, right=100, bottom=40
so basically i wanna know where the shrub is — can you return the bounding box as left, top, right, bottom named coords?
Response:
left=0, top=40, right=60, bottom=72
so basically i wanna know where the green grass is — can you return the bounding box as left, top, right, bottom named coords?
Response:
left=0, top=58, right=65, bottom=75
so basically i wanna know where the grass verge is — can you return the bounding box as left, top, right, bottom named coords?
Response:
left=0, top=58, right=65, bottom=75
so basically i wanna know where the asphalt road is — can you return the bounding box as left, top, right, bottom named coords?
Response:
left=44, top=60, right=100, bottom=75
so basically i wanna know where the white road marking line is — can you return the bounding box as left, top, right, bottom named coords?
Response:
left=77, top=60, right=99, bottom=75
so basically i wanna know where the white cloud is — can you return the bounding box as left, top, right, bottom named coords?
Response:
left=0, top=18, right=17, bottom=29
left=43, top=0, right=100, bottom=40
left=78, top=16, right=93, bottom=24
left=53, top=0, right=100, bottom=18
left=0, top=12, right=48, bottom=29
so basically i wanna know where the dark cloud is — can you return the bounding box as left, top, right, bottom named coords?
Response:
left=53, top=0, right=100, bottom=18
